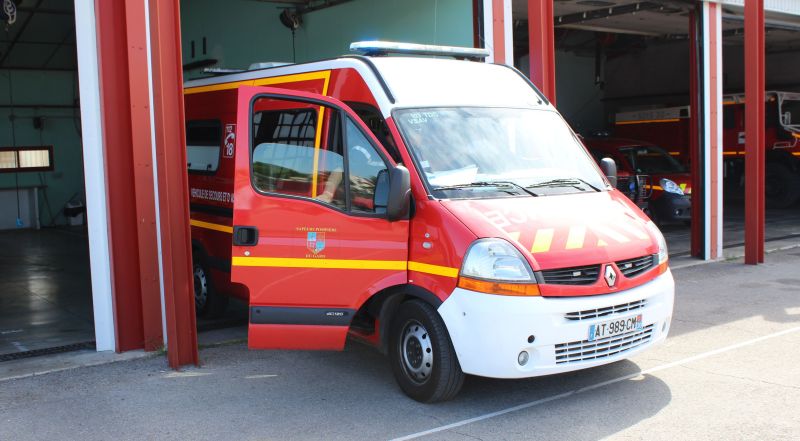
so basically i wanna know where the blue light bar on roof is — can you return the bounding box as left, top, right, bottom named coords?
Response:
left=349, top=41, right=490, bottom=60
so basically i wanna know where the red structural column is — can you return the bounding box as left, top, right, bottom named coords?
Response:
left=689, top=10, right=702, bottom=258
left=148, top=0, right=199, bottom=368
left=528, top=0, right=556, bottom=104
left=123, top=0, right=166, bottom=351
left=745, top=0, right=765, bottom=264
left=492, top=0, right=506, bottom=63
left=95, top=0, right=146, bottom=352
left=707, top=3, right=723, bottom=260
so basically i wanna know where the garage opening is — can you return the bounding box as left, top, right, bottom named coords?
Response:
left=0, top=1, right=95, bottom=360
left=511, top=0, right=800, bottom=260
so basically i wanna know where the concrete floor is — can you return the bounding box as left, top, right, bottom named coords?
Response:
left=0, top=227, right=94, bottom=358
left=1, top=248, right=798, bottom=440
left=662, top=202, right=800, bottom=257
left=0, top=201, right=797, bottom=359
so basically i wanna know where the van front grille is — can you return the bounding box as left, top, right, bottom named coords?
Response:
left=555, top=324, right=654, bottom=364
left=616, top=255, right=656, bottom=278
left=540, top=265, right=601, bottom=285
left=564, top=299, right=647, bottom=321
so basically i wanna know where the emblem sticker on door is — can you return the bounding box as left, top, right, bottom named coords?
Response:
left=306, top=232, right=326, bottom=255
left=223, top=124, right=236, bottom=158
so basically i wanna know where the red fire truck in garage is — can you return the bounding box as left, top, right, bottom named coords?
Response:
left=584, top=137, right=692, bottom=225
left=183, top=42, right=674, bottom=402
left=614, top=91, right=800, bottom=208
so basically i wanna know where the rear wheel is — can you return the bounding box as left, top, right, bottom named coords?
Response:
left=765, top=163, right=800, bottom=209
left=388, top=300, right=464, bottom=403
left=192, top=254, right=228, bottom=318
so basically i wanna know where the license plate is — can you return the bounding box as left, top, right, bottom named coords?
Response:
left=588, top=314, right=643, bottom=341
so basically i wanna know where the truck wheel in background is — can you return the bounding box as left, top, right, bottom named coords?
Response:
left=192, top=254, right=229, bottom=318
left=765, top=164, right=800, bottom=209
left=388, top=299, right=464, bottom=403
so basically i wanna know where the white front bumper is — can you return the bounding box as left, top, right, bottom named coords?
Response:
left=438, top=270, right=675, bottom=379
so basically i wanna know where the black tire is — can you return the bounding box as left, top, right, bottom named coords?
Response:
left=388, top=299, right=464, bottom=403
left=765, top=164, right=800, bottom=209
left=192, top=254, right=229, bottom=318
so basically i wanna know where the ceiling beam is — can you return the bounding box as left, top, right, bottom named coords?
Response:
left=554, top=2, right=667, bottom=27
left=16, top=7, right=73, bottom=15
left=0, top=0, right=46, bottom=67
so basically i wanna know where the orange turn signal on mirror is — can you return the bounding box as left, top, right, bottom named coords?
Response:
left=457, top=276, right=541, bottom=296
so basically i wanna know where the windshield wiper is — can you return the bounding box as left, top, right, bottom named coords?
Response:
left=435, top=181, right=539, bottom=196
left=527, top=178, right=602, bottom=192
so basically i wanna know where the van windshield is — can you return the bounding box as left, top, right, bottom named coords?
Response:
left=394, top=107, right=606, bottom=197
left=618, top=145, right=686, bottom=174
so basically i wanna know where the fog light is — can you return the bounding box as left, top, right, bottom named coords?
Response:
left=518, top=351, right=529, bottom=366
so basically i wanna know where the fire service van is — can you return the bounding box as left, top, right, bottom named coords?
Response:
left=184, top=42, right=675, bottom=402
left=614, top=91, right=800, bottom=208
left=584, top=137, right=692, bottom=225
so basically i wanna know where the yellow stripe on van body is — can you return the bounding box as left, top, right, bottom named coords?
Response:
left=408, top=261, right=460, bottom=278
left=233, top=256, right=407, bottom=270
left=183, top=71, right=332, bottom=95
left=190, top=219, right=233, bottom=234
left=232, top=257, right=460, bottom=278
left=531, top=228, right=554, bottom=253
left=565, top=226, right=586, bottom=250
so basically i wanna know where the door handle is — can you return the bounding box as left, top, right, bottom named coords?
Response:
left=233, top=226, right=259, bottom=246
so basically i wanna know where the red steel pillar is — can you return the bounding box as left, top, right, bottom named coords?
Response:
left=744, top=0, right=765, bottom=264
left=689, top=2, right=724, bottom=260
left=123, top=0, right=165, bottom=351
left=482, top=0, right=512, bottom=65
left=148, top=0, right=199, bottom=367
left=94, top=0, right=198, bottom=366
left=689, top=10, right=702, bottom=258
left=95, top=0, right=149, bottom=352
left=528, top=0, right=555, bottom=104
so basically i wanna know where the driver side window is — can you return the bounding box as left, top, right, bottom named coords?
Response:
left=346, top=117, right=388, bottom=213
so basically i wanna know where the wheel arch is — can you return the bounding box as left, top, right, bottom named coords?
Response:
left=354, top=284, right=443, bottom=354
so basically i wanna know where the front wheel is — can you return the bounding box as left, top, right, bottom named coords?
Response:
left=388, top=300, right=464, bottom=403
left=765, top=164, right=800, bottom=209
left=192, top=254, right=228, bottom=318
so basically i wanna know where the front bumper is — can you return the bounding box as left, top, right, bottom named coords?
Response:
left=438, top=270, right=675, bottom=379
left=653, top=193, right=691, bottom=223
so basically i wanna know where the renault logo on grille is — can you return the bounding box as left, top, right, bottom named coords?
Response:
left=604, top=265, right=617, bottom=287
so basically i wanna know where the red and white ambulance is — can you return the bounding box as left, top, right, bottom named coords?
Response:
left=184, top=42, right=674, bottom=402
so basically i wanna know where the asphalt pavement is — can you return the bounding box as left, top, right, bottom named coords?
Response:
left=1, top=249, right=799, bottom=441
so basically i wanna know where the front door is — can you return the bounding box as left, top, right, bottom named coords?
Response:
left=231, top=86, right=409, bottom=350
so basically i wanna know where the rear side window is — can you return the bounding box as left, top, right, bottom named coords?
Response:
left=186, top=120, right=221, bottom=173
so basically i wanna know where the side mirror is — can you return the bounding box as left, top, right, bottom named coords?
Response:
left=387, top=165, right=411, bottom=221
left=600, top=157, right=618, bottom=188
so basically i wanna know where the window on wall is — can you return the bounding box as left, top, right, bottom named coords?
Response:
left=186, top=120, right=222, bottom=173
left=0, top=146, right=54, bottom=172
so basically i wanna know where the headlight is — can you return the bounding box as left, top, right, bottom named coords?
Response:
left=646, top=221, right=668, bottom=265
left=458, top=239, right=540, bottom=296
left=660, top=178, right=684, bottom=196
